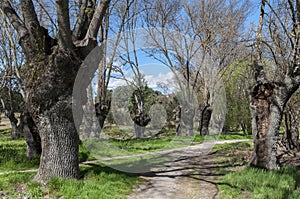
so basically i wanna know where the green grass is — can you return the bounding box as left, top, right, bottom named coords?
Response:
left=0, top=131, right=40, bottom=172
left=0, top=164, right=140, bottom=199
left=218, top=166, right=300, bottom=199
left=214, top=142, right=300, bottom=199
left=46, top=164, right=139, bottom=199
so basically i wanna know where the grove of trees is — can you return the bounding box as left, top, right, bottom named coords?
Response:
left=0, top=0, right=300, bottom=184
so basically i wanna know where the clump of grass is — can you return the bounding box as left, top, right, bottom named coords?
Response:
left=218, top=166, right=300, bottom=199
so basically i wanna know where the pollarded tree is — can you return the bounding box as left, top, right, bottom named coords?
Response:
left=250, top=0, right=300, bottom=170
left=0, top=0, right=111, bottom=183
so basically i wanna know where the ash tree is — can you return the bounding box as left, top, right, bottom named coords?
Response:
left=250, top=0, right=300, bottom=170
left=0, top=0, right=111, bottom=183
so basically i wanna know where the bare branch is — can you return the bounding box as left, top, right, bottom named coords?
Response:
left=82, top=0, right=111, bottom=44
left=0, top=1, right=35, bottom=57
left=56, top=0, right=74, bottom=50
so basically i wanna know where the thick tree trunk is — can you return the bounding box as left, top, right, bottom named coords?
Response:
left=250, top=83, right=286, bottom=170
left=20, top=112, right=42, bottom=159
left=200, top=105, right=212, bottom=136
left=27, top=48, right=81, bottom=183
left=33, top=105, right=79, bottom=183
left=182, top=106, right=194, bottom=136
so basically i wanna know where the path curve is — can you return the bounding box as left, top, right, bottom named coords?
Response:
left=126, top=139, right=250, bottom=199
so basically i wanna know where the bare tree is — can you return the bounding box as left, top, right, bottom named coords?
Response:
left=0, top=10, right=42, bottom=158
left=142, top=0, right=249, bottom=136
left=0, top=0, right=111, bottom=182
left=249, top=0, right=300, bottom=170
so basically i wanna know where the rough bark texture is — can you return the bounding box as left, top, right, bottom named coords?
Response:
left=250, top=83, right=286, bottom=170
left=27, top=48, right=81, bottom=183
left=0, top=0, right=111, bottom=183
left=200, top=105, right=212, bottom=136
left=20, top=112, right=42, bottom=159
left=281, top=112, right=300, bottom=151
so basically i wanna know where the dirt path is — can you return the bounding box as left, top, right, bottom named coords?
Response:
left=0, top=139, right=249, bottom=199
left=126, top=140, right=249, bottom=199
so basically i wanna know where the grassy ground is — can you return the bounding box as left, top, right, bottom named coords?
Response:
left=0, top=124, right=252, bottom=198
left=0, top=129, right=140, bottom=198
left=214, top=142, right=300, bottom=199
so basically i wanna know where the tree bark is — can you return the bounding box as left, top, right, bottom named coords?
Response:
left=173, top=105, right=182, bottom=136
left=250, top=83, right=286, bottom=170
left=281, top=112, right=300, bottom=151
left=28, top=48, right=81, bottom=183
left=181, top=106, right=194, bottom=136
left=132, top=112, right=151, bottom=138
left=95, top=101, right=111, bottom=131
left=20, top=112, right=42, bottom=159
left=7, top=112, right=20, bottom=139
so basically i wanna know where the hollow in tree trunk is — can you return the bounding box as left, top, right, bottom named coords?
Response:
left=200, top=105, right=212, bottom=136
left=250, top=83, right=287, bottom=170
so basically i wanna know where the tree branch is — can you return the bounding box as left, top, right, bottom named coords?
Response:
left=56, top=0, right=74, bottom=50
left=0, top=1, right=34, bottom=57
left=73, top=0, right=96, bottom=40
left=82, top=0, right=111, bottom=45
left=254, top=0, right=267, bottom=83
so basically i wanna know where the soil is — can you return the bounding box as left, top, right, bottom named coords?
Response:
left=127, top=140, right=250, bottom=199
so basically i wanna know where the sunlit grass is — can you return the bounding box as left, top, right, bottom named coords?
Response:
left=218, top=166, right=300, bottom=199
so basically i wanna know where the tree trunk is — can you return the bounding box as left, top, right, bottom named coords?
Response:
left=28, top=48, right=81, bottom=183
left=281, top=112, right=300, bottom=151
left=173, top=106, right=182, bottom=136
left=20, top=112, right=42, bottom=159
left=182, top=106, right=194, bottom=136
left=95, top=101, right=111, bottom=131
left=81, top=85, right=100, bottom=139
left=7, top=112, right=20, bottom=139
left=133, top=112, right=151, bottom=138
left=250, top=83, right=286, bottom=170
left=200, top=105, right=212, bottom=136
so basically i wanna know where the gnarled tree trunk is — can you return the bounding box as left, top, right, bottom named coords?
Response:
left=29, top=48, right=81, bottom=183
left=250, top=83, right=287, bottom=170
left=133, top=112, right=151, bottom=138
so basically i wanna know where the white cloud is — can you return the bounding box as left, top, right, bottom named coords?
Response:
left=108, top=71, right=176, bottom=92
